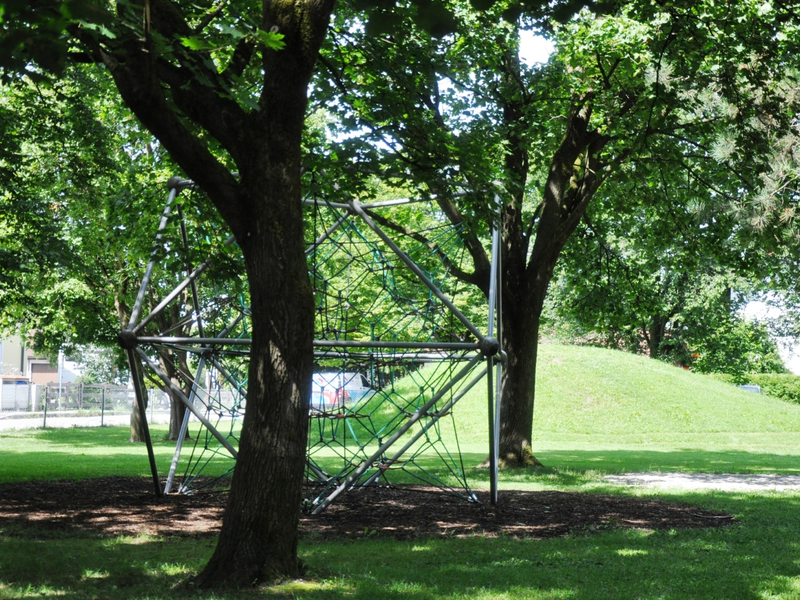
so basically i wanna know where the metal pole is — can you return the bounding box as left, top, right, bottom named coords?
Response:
left=42, top=385, right=48, bottom=428
left=494, top=237, right=504, bottom=507
left=125, top=349, right=162, bottom=497
left=165, top=358, right=206, bottom=494
left=305, top=211, right=350, bottom=255
left=57, top=348, right=63, bottom=410
left=349, top=200, right=485, bottom=342
left=208, top=357, right=248, bottom=402
left=127, top=184, right=181, bottom=330
left=487, top=216, right=502, bottom=505
left=314, top=340, right=479, bottom=350
left=177, top=204, right=210, bottom=340
left=132, top=236, right=236, bottom=335
left=133, top=337, right=481, bottom=351
left=135, top=348, right=238, bottom=459
left=487, top=359, right=497, bottom=504
left=361, top=365, right=488, bottom=489
left=135, top=336, right=252, bottom=346
left=101, top=386, right=105, bottom=427
left=312, top=354, right=482, bottom=514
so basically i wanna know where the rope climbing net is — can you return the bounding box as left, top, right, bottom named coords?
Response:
left=121, top=178, right=504, bottom=512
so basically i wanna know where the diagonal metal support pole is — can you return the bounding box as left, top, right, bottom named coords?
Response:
left=164, top=358, right=207, bottom=494
left=128, top=185, right=181, bottom=330
left=125, top=349, right=162, bottom=497
left=312, top=353, right=483, bottom=514
left=361, top=364, right=489, bottom=491
left=135, top=348, right=238, bottom=459
left=133, top=235, right=236, bottom=335
left=349, top=200, right=485, bottom=342
left=306, top=211, right=351, bottom=255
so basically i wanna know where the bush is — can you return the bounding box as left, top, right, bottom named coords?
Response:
left=712, top=372, right=800, bottom=405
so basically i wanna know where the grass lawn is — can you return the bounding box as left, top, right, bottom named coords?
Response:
left=1, top=344, right=800, bottom=599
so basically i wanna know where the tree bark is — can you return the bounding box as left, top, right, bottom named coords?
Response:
left=77, top=0, right=334, bottom=586
left=159, top=346, right=191, bottom=441
left=195, top=209, right=314, bottom=585
left=497, top=97, right=611, bottom=466
left=498, top=280, right=543, bottom=467
left=129, top=363, right=148, bottom=442
left=648, top=315, right=668, bottom=358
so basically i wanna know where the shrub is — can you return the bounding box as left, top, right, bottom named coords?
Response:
left=712, top=372, right=800, bottom=405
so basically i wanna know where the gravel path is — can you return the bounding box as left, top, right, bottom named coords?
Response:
left=606, top=472, right=800, bottom=491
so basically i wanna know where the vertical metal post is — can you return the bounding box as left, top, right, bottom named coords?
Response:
left=487, top=360, right=497, bottom=505
left=486, top=199, right=502, bottom=505
left=57, top=349, right=63, bottom=410
left=126, top=349, right=162, bottom=497
left=101, top=386, right=106, bottom=427
left=42, top=386, right=48, bottom=428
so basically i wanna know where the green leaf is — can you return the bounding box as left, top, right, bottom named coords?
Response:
left=257, top=29, right=286, bottom=51
left=180, top=36, right=213, bottom=51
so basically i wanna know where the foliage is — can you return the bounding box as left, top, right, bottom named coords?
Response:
left=713, top=372, right=800, bottom=406
left=682, top=307, right=786, bottom=379
left=0, top=67, right=169, bottom=352
left=545, top=210, right=788, bottom=378
left=313, top=0, right=800, bottom=463
left=73, top=345, right=129, bottom=385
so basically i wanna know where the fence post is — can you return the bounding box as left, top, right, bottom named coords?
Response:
left=79, top=382, right=84, bottom=410
left=43, top=385, right=48, bottom=428
left=101, top=385, right=106, bottom=427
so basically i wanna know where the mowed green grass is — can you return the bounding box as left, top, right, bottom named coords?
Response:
left=2, top=343, right=800, bottom=599
left=451, top=343, right=800, bottom=479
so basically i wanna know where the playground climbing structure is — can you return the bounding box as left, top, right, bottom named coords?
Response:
left=118, top=178, right=504, bottom=512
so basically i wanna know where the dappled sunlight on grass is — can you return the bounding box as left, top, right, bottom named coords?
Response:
left=298, top=492, right=800, bottom=599
left=2, top=345, right=800, bottom=597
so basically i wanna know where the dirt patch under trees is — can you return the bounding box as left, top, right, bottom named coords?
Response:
left=0, top=477, right=736, bottom=540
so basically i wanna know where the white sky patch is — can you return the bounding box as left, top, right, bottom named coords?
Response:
left=519, top=30, right=555, bottom=66
left=744, top=300, right=782, bottom=321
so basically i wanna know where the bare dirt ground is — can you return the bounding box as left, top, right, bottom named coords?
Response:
left=0, top=477, right=736, bottom=540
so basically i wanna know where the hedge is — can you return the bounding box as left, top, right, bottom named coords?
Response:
left=711, top=372, right=800, bottom=405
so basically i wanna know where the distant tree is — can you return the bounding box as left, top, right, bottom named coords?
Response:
left=543, top=155, right=787, bottom=378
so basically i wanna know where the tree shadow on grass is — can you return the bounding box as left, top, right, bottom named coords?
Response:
left=456, top=448, right=800, bottom=484
left=1, top=491, right=798, bottom=599
left=0, top=533, right=214, bottom=600
left=299, top=492, right=800, bottom=600
left=20, top=424, right=174, bottom=448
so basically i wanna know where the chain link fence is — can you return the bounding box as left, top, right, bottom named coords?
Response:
left=0, top=381, right=170, bottom=429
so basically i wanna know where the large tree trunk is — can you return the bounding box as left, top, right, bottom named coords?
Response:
left=498, top=282, right=544, bottom=467
left=496, top=97, right=611, bottom=466
left=195, top=214, right=314, bottom=585
left=191, top=2, right=321, bottom=583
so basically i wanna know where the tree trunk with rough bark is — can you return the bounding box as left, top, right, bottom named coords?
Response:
left=498, top=281, right=543, bottom=467
left=78, top=0, right=333, bottom=586
left=129, top=365, right=148, bottom=442
left=496, top=97, right=612, bottom=466
left=195, top=190, right=315, bottom=585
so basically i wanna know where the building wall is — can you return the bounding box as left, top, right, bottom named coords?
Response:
left=29, top=361, right=59, bottom=385
left=0, top=336, right=25, bottom=377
